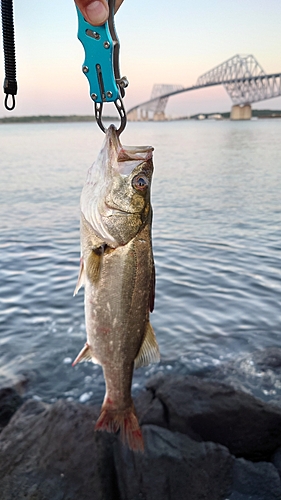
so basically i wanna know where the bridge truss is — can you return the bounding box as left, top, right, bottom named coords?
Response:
left=196, top=54, right=281, bottom=105
left=136, top=84, right=184, bottom=120
left=128, top=54, right=281, bottom=120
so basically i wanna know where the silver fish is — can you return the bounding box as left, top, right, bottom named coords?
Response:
left=73, top=125, right=160, bottom=452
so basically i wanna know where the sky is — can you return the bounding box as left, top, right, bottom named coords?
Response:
left=0, top=0, right=281, bottom=118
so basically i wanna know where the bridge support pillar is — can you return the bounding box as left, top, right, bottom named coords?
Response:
left=231, top=104, right=252, bottom=120
left=127, top=109, right=138, bottom=121
left=140, top=108, right=149, bottom=121
left=153, top=111, right=166, bottom=121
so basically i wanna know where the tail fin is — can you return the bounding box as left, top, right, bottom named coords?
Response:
left=95, top=406, right=144, bottom=453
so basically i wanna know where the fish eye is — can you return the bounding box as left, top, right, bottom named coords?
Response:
left=132, top=174, right=149, bottom=191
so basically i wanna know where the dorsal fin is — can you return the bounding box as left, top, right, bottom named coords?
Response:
left=134, top=322, right=160, bottom=369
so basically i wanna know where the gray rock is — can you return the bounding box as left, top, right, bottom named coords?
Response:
left=135, top=388, right=167, bottom=429
left=114, top=424, right=234, bottom=500
left=272, top=447, right=281, bottom=477
left=1, top=372, right=281, bottom=500
left=0, top=397, right=235, bottom=500
left=0, top=387, right=23, bottom=432
left=0, top=398, right=118, bottom=500
left=229, top=458, right=281, bottom=500
left=136, top=374, right=281, bottom=460
left=253, top=348, right=281, bottom=371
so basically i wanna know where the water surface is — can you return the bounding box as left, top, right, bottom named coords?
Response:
left=0, top=119, right=280, bottom=404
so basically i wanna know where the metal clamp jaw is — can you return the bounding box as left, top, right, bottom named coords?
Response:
left=76, top=0, right=128, bottom=135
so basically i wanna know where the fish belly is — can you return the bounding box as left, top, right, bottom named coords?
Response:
left=84, top=226, right=153, bottom=451
left=86, top=229, right=152, bottom=391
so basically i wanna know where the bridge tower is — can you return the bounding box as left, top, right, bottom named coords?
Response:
left=196, top=54, right=266, bottom=120
left=128, top=84, right=183, bottom=121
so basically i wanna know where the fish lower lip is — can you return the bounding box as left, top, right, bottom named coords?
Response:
left=104, top=203, right=130, bottom=215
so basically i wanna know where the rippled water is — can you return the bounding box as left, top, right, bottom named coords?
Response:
left=0, top=119, right=281, bottom=405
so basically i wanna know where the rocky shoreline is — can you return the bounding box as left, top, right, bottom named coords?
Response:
left=1, top=350, right=281, bottom=500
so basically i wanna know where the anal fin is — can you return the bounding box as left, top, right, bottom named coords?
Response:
left=134, top=322, right=160, bottom=369
left=72, top=342, right=94, bottom=366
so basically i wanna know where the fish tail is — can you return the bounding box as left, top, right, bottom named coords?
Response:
left=95, top=405, right=144, bottom=453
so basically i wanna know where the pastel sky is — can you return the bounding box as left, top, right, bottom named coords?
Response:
left=0, top=0, right=281, bottom=117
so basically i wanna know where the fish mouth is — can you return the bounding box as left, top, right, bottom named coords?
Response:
left=106, top=124, right=121, bottom=154
left=106, top=124, right=154, bottom=163
left=104, top=201, right=134, bottom=216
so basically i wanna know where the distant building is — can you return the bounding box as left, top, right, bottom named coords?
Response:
left=208, top=114, right=222, bottom=120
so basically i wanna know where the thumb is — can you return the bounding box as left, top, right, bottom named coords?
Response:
left=76, top=1, right=109, bottom=26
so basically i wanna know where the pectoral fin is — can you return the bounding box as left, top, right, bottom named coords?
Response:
left=134, top=322, right=160, bottom=369
left=86, top=246, right=104, bottom=283
left=73, top=257, right=85, bottom=296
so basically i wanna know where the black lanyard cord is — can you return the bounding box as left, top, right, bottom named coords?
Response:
left=1, top=0, right=17, bottom=110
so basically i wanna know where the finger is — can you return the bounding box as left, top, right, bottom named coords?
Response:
left=75, top=0, right=124, bottom=26
left=75, top=0, right=109, bottom=26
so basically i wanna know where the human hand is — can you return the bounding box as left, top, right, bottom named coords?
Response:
left=74, top=0, right=124, bottom=26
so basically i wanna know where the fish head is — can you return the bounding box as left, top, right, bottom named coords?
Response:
left=81, top=125, right=154, bottom=247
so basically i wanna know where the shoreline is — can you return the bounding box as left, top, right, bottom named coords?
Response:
left=1, top=109, right=281, bottom=124
left=1, top=350, right=281, bottom=500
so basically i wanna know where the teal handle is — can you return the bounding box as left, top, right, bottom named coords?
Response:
left=76, top=7, right=119, bottom=103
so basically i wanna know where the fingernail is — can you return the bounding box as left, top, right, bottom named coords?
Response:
left=85, top=1, right=108, bottom=25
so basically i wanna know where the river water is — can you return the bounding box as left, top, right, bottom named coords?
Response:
left=0, top=119, right=281, bottom=405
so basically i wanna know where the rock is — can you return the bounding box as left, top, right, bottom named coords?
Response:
left=0, top=399, right=118, bottom=500
left=0, top=387, right=23, bottom=432
left=272, top=447, right=281, bottom=477
left=0, top=397, right=235, bottom=500
left=229, top=458, right=281, bottom=500
left=253, top=348, right=281, bottom=370
left=135, top=387, right=167, bottom=428
left=1, top=371, right=281, bottom=499
left=136, top=374, right=281, bottom=460
left=114, top=424, right=234, bottom=500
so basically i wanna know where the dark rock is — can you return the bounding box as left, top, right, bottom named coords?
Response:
left=2, top=371, right=281, bottom=499
left=230, top=458, right=281, bottom=500
left=272, top=447, right=281, bottom=477
left=135, top=387, right=167, bottom=428
left=0, top=387, right=23, bottom=432
left=0, top=399, right=119, bottom=500
left=253, top=347, right=281, bottom=370
left=114, top=424, right=234, bottom=500
left=136, top=374, right=281, bottom=461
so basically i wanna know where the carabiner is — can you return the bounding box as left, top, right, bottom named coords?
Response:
left=76, top=0, right=128, bottom=136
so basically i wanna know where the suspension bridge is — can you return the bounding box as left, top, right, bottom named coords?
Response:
left=127, top=54, right=281, bottom=121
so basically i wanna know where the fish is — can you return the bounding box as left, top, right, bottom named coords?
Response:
left=73, top=125, right=160, bottom=452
